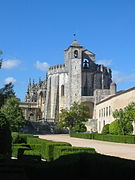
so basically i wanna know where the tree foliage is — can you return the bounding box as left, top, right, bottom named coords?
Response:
left=0, top=97, right=26, bottom=132
left=102, top=124, right=110, bottom=134
left=58, top=102, right=89, bottom=132
left=109, top=120, right=133, bottom=135
left=0, top=50, right=3, bottom=69
left=0, top=112, right=12, bottom=159
left=109, top=120, right=123, bottom=135
left=0, top=82, right=15, bottom=108
left=112, top=103, right=135, bottom=135
left=123, top=102, right=135, bottom=121
left=72, top=123, right=87, bottom=133
left=113, top=102, right=135, bottom=122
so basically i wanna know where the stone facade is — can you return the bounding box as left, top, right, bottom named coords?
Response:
left=43, top=40, right=112, bottom=121
left=95, top=87, right=135, bottom=134
left=19, top=102, right=40, bottom=121
left=23, top=40, right=114, bottom=131
left=25, top=79, right=47, bottom=119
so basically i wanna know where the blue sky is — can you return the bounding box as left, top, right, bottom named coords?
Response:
left=0, top=0, right=135, bottom=101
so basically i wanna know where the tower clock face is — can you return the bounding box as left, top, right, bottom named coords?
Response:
left=74, top=50, right=78, bottom=58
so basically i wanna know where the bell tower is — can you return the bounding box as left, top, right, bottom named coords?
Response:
left=64, top=40, right=84, bottom=106
left=81, top=49, right=96, bottom=96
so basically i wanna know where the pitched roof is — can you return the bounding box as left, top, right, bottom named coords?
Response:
left=71, top=40, right=80, bottom=46
left=96, top=86, right=135, bottom=105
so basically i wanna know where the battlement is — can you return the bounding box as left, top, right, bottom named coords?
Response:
left=98, top=64, right=111, bottom=74
left=48, top=64, right=67, bottom=75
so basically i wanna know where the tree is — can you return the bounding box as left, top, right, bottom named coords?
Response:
left=113, top=109, right=127, bottom=135
left=0, top=50, right=3, bottom=69
left=102, top=124, right=110, bottom=134
left=58, top=102, right=89, bottom=133
left=109, top=119, right=133, bottom=135
left=0, top=82, right=15, bottom=108
left=112, top=103, right=135, bottom=135
left=0, top=112, right=12, bottom=159
left=0, top=97, right=26, bottom=132
left=72, top=123, right=87, bottom=133
left=124, top=121, right=133, bottom=135
left=124, top=102, right=135, bottom=122
left=109, top=120, right=122, bottom=135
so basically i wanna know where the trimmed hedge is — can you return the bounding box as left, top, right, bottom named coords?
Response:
left=23, top=144, right=42, bottom=161
left=12, top=144, right=30, bottom=158
left=27, top=137, right=71, bottom=161
left=45, top=142, right=71, bottom=161
left=12, top=132, right=38, bottom=144
left=70, top=133, right=94, bottom=139
left=71, top=132, right=135, bottom=144
left=12, top=133, right=97, bottom=162
left=53, top=146, right=96, bottom=160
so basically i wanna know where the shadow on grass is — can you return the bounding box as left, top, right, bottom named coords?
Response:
left=1, top=153, right=135, bottom=180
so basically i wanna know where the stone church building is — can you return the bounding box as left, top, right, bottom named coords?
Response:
left=20, top=40, right=117, bottom=132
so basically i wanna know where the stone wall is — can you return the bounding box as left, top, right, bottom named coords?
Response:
left=24, top=40, right=113, bottom=130
left=48, top=64, right=68, bottom=75
left=95, top=87, right=135, bottom=133
left=19, top=102, right=40, bottom=121
left=59, top=72, right=69, bottom=111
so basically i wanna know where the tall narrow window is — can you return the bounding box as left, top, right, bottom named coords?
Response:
left=104, top=108, right=105, bottom=117
left=109, top=106, right=111, bottom=116
left=61, top=85, right=64, bottom=96
left=102, top=109, right=103, bottom=117
left=106, top=107, right=108, bottom=116
left=74, top=50, right=78, bottom=58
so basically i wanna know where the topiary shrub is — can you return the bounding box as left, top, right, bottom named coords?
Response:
left=0, top=112, right=12, bottom=159
left=109, top=120, right=122, bottom=135
left=109, top=120, right=133, bottom=135
left=72, top=123, right=87, bottom=133
left=102, top=124, right=110, bottom=134
left=13, top=133, right=27, bottom=144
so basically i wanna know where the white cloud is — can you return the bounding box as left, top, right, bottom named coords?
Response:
left=35, top=61, right=50, bottom=72
left=96, top=59, right=112, bottom=66
left=112, top=70, right=135, bottom=83
left=4, top=77, right=16, bottom=84
left=2, top=59, right=21, bottom=69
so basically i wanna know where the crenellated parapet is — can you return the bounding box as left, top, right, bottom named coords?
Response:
left=97, top=64, right=112, bottom=74
left=48, top=64, right=68, bottom=75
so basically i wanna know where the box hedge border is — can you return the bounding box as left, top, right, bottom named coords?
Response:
left=70, top=132, right=135, bottom=144
left=12, top=133, right=97, bottom=162
left=27, top=137, right=71, bottom=161
left=53, top=146, right=97, bottom=160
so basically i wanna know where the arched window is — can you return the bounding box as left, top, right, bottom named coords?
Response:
left=83, top=59, right=90, bottom=69
left=74, top=50, right=78, bottom=58
left=61, top=85, right=64, bottom=96
left=39, top=91, right=43, bottom=106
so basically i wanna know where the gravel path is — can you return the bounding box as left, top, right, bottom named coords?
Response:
left=39, top=134, right=135, bottom=161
